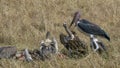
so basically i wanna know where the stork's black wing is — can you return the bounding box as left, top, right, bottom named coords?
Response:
left=78, top=19, right=104, bottom=35
left=78, top=19, right=110, bottom=41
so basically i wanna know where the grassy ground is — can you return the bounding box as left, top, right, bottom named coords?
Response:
left=0, top=0, right=120, bottom=68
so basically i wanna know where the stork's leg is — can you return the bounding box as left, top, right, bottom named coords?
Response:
left=90, top=34, right=95, bottom=51
left=89, top=34, right=99, bottom=52
left=93, top=39, right=99, bottom=52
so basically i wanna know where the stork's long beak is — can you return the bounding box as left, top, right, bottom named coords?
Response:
left=69, top=11, right=80, bottom=28
left=69, top=20, right=74, bottom=28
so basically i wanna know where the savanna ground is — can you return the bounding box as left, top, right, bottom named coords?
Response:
left=0, top=0, right=120, bottom=68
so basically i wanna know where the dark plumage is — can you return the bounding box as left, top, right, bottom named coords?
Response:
left=60, top=23, right=88, bottom=56
left=60, top=33, right=86, bottom=51
left=70, top=12, right=110, bottom=41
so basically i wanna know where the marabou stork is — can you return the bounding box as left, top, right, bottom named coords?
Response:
left=69, top=12, right=110, bottom=41
left=69, top=12, right=110, bottom=51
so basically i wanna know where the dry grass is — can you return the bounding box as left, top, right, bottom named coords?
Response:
left=0, top=0, right=120, bottom=68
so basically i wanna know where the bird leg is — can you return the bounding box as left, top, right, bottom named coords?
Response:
left=93, top=39, right=99, bottom=52
left=90, top=35, right=99, bottom=52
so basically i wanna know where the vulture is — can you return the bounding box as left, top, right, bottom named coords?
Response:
left=60, top=23, right=88, bottom=57
left=39, top=31, right=58, bottom=60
